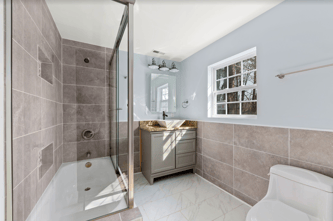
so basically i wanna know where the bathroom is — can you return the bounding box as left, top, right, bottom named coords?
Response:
left=1, top=0, right=333, bottom=220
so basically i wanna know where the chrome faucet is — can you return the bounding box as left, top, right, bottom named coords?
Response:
left=163, top=111, right=168, bottom=120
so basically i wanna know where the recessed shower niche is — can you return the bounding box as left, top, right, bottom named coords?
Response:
left=38, top=46, right=53, bottom=84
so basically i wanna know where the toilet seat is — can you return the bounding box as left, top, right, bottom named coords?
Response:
left=246, top=199, right=321, bottom=221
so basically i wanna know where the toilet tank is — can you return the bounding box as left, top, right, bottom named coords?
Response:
left=265, top=165, right=333, bottom=220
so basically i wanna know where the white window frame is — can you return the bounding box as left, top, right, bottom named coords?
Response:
left=207, top=47, right=257, bottom=119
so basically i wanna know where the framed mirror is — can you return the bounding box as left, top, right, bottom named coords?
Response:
left=150, top=73, right=176, bottom=113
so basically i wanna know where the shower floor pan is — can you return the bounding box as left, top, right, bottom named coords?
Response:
left=27, top=157, right=128, bottom=221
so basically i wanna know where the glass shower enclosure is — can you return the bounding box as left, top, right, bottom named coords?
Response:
left=4, top=0, right=135, bottom=220
left=109, top=0, right=135, bottom=210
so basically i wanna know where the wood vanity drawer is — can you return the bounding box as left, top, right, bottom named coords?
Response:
left=176, top=139, right=195, bottom=154
left=176, top=152, right=196, bottom=168
left=176, top=130, right=196, bottom=141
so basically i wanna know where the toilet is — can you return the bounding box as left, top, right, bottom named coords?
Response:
left=246, top=165, right=333, bottom=221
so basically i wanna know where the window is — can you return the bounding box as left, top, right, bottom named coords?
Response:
left=208, top=47, right=257, bottom=118
left=157, top=84, right=169, bottom=112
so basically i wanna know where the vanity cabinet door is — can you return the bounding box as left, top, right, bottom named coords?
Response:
left=151, top=132, right=176, bottom=174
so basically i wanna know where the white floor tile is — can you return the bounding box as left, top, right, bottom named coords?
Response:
left=157, top=212, right=187, bottom=221
left=181, top=199, right=224, bottom=221
left=143, top=192, right=193, bottom=221
left=215, top=204, right=251, bottom=221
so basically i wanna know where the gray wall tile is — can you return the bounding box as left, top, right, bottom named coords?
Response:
left=76, top=86, right=105, bottom=104
left=13, top=137, right=24, bottom=188
left=63, top=85, right=76, bottom=103
left=64, top=122, right=108, bottom=143
left=234, top=168, right=268, bottom=202
left=290, top=159, right=333, bottom=178
left=42, top=4, right=61, bottom=59
left=196, top=153, right=202, bottom=171
left=197, top=121, right=203, bottom=138
left=77, top=105, right=106, bottom=122
left=62, top=45, right=76, bottom=65
left=41, top=78, right=55, bottom=101
left=13, top=90, right=25, bottom=138
left=63, top=104, right=77, bottom=123
left=63, top=38, right=105, bottom=52
left=76, top=66, right=105, bottom=87
left=203, top=156, right=233, bottom=186
left=234, top=125, right=289, bottom=157
left=13, top=182, right=24, bottom=221
left=290, top=129, right=333, bottom=168
left=23, top=169, right=37, bottom=220
left=234, top=146, right=288, bottom=179
left=12, top=0, right=63, bottom=217
left=75, top=48, right=105, bottom=69
left=23, top=132, right=41, bottom=178
left=41, top=99, right=56, bottom=129
left=203, top=122, right=233, bottom=144
left=203, top=139, right=233, bottom=166
left=24, top=94, right=41, bottom=134
left=77, top=140, right=106, bottom=160
left=196, top=137, right=202, bottom=154
left=63, top=143, right=77, bottom=163
left=233, top=190, right=257, bottom=206
left=63, top=65, right=76, bottom=84
left=203, top=172, right=233, bottom=195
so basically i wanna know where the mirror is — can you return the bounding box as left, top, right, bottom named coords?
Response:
left=150, top=73, right=176, bottom=113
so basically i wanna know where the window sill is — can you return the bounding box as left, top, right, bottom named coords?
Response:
left=211, top=115, right=257, bottom=119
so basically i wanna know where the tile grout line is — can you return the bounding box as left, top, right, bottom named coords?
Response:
left=62, top=62, right=107, bottom=72
left=13, top=88, right=63, bottom=105
left=288, top=128, right=291, bottom=165
left=184, top=120, right=333, bottom=133
left=13, top=123, right=63, bottom=140
left=233, top=123, right=235, bottom=195
left=289, top=157, right=333, bottom=170
left=63, top=84, right=108, bottom=88
left=19, top=0, right=62, bottom=63
left=233, top=166, right=269, bottom=181
left=62, top=42, right=107, bottom=54
left=234, top=144, right=289, bottom=160
left=203, top=154, right=233, bottom=168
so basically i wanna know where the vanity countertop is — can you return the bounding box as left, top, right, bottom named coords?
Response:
left=140, top=120, right=197, bottom=132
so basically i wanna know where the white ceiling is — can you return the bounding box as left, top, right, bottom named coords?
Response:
left=46, top=0, right=284, bottom=62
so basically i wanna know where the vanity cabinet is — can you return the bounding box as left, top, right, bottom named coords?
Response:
left=141, top=129, right=196, bottom=185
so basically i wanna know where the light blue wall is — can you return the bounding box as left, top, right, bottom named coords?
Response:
left=179, top=0, right=333, bottom=131
left=118, top=51, right=182, bottom=121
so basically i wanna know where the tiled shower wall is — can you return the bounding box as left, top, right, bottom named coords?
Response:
left=12, top=0, right=63, bottom=220
left=62, top=39, right=112, bottom=162
left=195, top=121, right=333, bottom=206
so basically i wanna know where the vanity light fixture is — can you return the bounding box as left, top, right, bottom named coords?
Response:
left=159, top=60, right=169, bottom=71
left=148, top=58, right=180, bottom=72
left=148, top=58, right=159, bottom=69
left=169, top=62, right=179, bottom=73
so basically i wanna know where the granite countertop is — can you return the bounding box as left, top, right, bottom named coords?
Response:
left=140, top=120, right=197, bottom=132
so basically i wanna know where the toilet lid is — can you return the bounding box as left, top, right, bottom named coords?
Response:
left=246, top=200, right=321, bottom=221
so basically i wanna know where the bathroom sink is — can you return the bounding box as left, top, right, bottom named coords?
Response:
left=157, top=120, right=185, bottom=129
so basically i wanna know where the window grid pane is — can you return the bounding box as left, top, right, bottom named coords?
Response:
left=213, top=55, right=256, bottom=116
